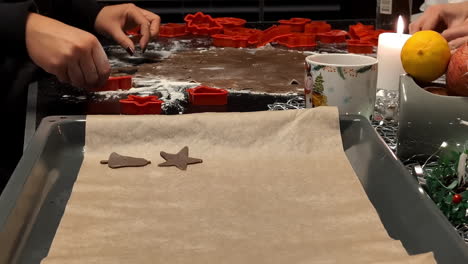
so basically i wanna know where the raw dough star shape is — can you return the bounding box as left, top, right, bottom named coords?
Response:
left=158, top=146, right=203, bottom=170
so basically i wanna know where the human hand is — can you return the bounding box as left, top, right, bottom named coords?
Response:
left=409, top=2, right=468, bottom=34
left=94, top=4, right=160, bottom=54
left=442, top=20, right=468, bottom=49
left=25, top=13, right=110, bottom=89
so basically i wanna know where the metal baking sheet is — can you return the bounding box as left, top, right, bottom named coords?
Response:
left=1, top=114, right=467, bottom=264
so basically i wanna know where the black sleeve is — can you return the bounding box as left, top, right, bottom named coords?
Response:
left=0, top=0, right=103, bottom=55
left=0, top=1, right=36, bottom=53
left=49, top=0, right=104, bottom=34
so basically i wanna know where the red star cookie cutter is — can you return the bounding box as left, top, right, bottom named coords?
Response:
left=119, top=95, right=163, bottom=115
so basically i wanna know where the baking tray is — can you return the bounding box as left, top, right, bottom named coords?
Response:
left=1, top=114, right=467, bottom=264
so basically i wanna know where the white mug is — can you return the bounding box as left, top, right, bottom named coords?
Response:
left=305, top=54, right=378, bottom=119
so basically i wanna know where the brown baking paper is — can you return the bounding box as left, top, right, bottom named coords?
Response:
left=42, top=107, right=434, bottom=264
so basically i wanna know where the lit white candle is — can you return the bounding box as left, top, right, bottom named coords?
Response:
left=376, top=16, right=411, bottom=91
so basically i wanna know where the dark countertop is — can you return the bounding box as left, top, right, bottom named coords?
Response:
left=33, top=20, right=373, bottom=121
left=34, top=75, right=299, bottom=124
left=27, top=19, right=377, bottom=143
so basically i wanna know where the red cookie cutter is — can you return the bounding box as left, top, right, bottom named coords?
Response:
left=253, top=25, right=293, bottom=47
left=223, top=27, right=262, bottom=37
left=277, top=33, right=317, bottom=49
left=278, top=18, right=312, bottom=32
left=212, top=34, right=250, bottom=48
left=126, top=26, right=141, bottom=36
left=347, top=39, right=364, bottom=44
left=215, top=17, right=247, bottom=28
left=187, top=86, right=228, bottom=105
left=317, top=30, right=349, bottom=43
left=184, top=12, right=223, bottom=36
left=159, top=23, right=188, bottom=37
left=92, top=76, right=132, bottom=92
left=304, top=21, right=332, bottom=34
left=223, top=27, right=262, bottom=46
left=347, top=40, right=374, bottom=54
left=359, top=29, right=394, bottom=46
left=119, top=95, right=163, bottom=115
left=349, top=23, right=374, bottom=40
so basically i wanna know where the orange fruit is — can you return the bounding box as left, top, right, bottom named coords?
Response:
left=401, top=30, right=451, bottom=82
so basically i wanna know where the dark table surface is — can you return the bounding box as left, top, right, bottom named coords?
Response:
left=32, top=19, right=376, bottom=124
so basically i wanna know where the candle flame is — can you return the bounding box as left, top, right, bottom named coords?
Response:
left=397, top=16, right=404, bottom=34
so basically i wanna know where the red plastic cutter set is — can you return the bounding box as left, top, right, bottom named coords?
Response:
left=116, top=13, right=390, bottom=114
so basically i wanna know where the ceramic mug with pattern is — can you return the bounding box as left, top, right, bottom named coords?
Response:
left=305, top=54, right=378, bottom=119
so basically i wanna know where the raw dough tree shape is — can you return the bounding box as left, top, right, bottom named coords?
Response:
left=158, top=146, right=203, bottom=170
left=100, top=153, right=151, bottom=169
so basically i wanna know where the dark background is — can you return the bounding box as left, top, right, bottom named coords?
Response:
left=97, top=0, right=421, bottom=23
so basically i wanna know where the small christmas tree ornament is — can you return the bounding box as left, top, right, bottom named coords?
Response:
left=453, top=194, right=463, bottom=204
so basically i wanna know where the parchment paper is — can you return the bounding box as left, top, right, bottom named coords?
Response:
left=42, top=107, right=434, bottom=263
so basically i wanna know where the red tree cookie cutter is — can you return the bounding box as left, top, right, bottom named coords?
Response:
left=277, top=33, right=317, bottom=49
left=93, top=76, right=132, bottom=92
left=212, top=34, right=250, bottom=48
left=317, top=30, right=349, bottom=43
left=215, top=17, right=247, bottom=28
left=304, top=21, right=332, bottom=34
left=184, top=12, right=223, bottom=36
left=119, top=95, right=163, bottom=115
left=187, top=86, right=228, bottom=105
left=278, top=18, right=312, bottom=32
left=159, top=23, right=188, bottom=37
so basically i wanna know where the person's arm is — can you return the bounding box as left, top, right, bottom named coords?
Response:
left=1, top=1, right=159, bottom=90
left=442, top=21, right=468, bottom=49
left=0, top=1, right=35, bottom=53
left=409, top=2, right=468, bottom=33
left=0, top=0, right=109, bottom=90
left=51, top=1, right=160, bottom=53
left=94, top=4, right=161, bottom=53
left=25, top=12, right=110, bottom=89
left=409, top=2, right=468, bottom=49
